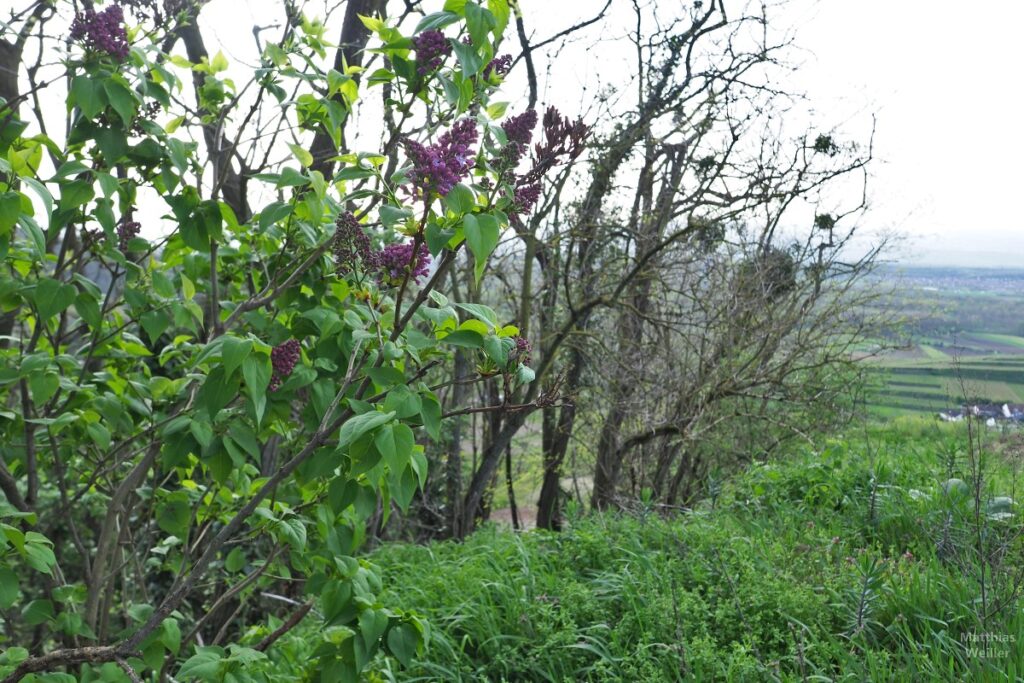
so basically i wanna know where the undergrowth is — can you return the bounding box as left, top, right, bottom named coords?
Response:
left=347, top=420, right=1024, bottom=681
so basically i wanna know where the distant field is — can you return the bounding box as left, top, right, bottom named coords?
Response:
left=862, top=267, right=1024, bottom=418
left=867, top=333, right=1024, bottom=416
left=971, top=332, right=1024, bottom=349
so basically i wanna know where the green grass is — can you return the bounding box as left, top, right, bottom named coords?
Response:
left=363, top=423, right=1024, bottom=681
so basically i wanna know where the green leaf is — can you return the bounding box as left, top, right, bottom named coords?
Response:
left=443, top=183, right=475, bottom=215
left=374, top=422, right=414, bottom=471
left=275, top=516, right=307, bottom=550
left=387, top=623, right=420, bottom=667
left=243, top=354, right=271, bottom=425
left=71, top=75, right=105, bottom=119
left=86, top=422, right=112, bottom=450
left=178, top=646, right=225, bottom=681
left=140, top=309, right=170, bottom=342
left=161, top=618, right=182, bottom=655
left=33, top=278, right=77, bottom=321
left=383, top=385, right=422, bottom=419
left=484, top=334, right=508, bottom=365
left=488, top=0, right=511, bottom=37
left=465, top=2, right=495, bottom=47
left=415, top=11, right=460, bottom=33
left=28, top=373, right=59, bottom=406
left=359, top=609, right=389, bottom=651
left=22, top=599, right=53, bottom=625
left=439, top=329, right=484, bottom=348
left=221, top=336, right=252, bottom=379
left=358, top=13, right=386, bottom=33
left=225, top=548, right=246, bottom=573
left=486, top=101, right=509, bottom=120
left=195, top=367, right=240, bottom=418
left=463, top=213, right=500, bottom=283
left=516, top=364, right=535, bottom=385
left=338, top=410, right=396, bottom=449
left=379, top=204, right=413, bottom=228
left=451, top=39, right=483, bottom=78
left=424, top=223, right=457, bottom=255
left=420, top=395, right=442, bottom=440
left=102, top=80, right=137, bottom=127
left=157, top=492, right=191, bottom=537
left=258, top=201, right=293, bottom=230
left=455, top=302, right=499, bottom=327
left=210, top=51, right=229, bottom=73
left=288, top=142, right=313, bottom=167
left=0, top=192, right=21, bottom=234
left=0, top=567, right=18, bottom=608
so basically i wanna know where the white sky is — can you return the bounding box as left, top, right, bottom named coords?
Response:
left=787, top=0, right=1024, bottom=266
left=505, top=0, right=1024, bottom=266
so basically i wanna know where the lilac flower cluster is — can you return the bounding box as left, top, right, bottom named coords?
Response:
left=332, top=211, right=380, bottom=275
left=70, top=4, right=130, bottom=62
left=379, top=242, right=431, bottom=286
left=270, top=339, right=301, bottom=391
left=511, top=183, right=541, bottom=217
left=501, top=109, right=538, bottom=167
left=412, top=30, right=451, bottom=76
left=527, top=106, right=591, bottom=182
left=404, top=118, right=478, bottom=197
left=502, top=107, right=589, bottom=220
left=483, top=54, right=513, bottom=79
left=510, top=336, right=532, bottom=366
left=117, top=215, right=141, bottom=251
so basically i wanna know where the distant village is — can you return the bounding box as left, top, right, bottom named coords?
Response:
left=938, top=404, right=1024, bottom=426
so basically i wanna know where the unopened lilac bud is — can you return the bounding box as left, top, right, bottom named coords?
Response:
left=117, top=216, right=141, bottom=251
left=483, top=54, right=512, bottom=79
left=412, top=30, right=451, bottom=76
left=378, top=242, right=431, bottom=286
left=269, top=339, right=301, bottom=391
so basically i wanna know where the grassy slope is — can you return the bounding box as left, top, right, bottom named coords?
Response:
left=367, top=421, right=1024, bottom=682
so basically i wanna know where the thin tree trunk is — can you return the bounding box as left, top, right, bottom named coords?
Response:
left=505, top=441, right=520, bottom=529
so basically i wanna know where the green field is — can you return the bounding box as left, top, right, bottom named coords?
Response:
left=867, top=333, right=1024, bottom=415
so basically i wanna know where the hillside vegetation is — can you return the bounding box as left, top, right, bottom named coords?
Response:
left=356, top=423, right=1024, bottom=681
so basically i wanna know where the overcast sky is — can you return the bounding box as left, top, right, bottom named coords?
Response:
left=788, top=0, right=1024, bottom=266
left=510, top=0, right=1024, bottom=266
left=191, top=0, right=1024, bottom=266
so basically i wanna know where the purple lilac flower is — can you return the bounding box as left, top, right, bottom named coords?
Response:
left=520, top=106, right=590, bottom=186
left=483, top=54, right=512, bottom=79
left=117, top=215, right=141, bottom=251
left=269, top=339, right=301, bottom=391
left=404, top=118, right=478, bottom=197
left=333, top=211, right=380, bottom=275
left=378, top=242, right=431, bottom=286
left=412, top=30, right=451, bottom=76
left=501, top=109, right=538, bottom=167
left=511, top=183, right=541, bottom=217
left=70, top=5, right=130, bottom=62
